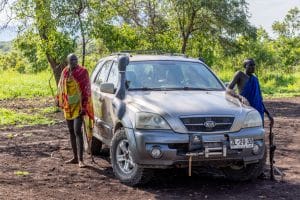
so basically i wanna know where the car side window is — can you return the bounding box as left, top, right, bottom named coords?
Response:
left=91, top=60, right=105, bottom=82
left=95, top=60, right=113, bottom=85
left=107, top=62, right=119, bottom=87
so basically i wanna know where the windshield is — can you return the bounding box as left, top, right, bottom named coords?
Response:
left=125, top=61, right=224, bottom=90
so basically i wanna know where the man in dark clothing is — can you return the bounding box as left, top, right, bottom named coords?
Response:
left=227, top=58, right=274, bottom=126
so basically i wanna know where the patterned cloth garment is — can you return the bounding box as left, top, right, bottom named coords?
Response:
left=57, top=65, right=95, bottom=139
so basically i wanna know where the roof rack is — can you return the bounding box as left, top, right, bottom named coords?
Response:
left=164, top=53, right=187, bottom=57
left=110, top=52, right=131, bottom=57
left=110, top=50, right=187, bottom=58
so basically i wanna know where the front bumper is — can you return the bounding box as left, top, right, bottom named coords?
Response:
left=129, top=127, right=265, bottom=168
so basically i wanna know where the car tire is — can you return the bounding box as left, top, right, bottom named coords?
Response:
left=83, top=127, right=102, bottom=155
left=111, top=128, right=152, bottom=186
left=223, top=149, right=266, bottom=181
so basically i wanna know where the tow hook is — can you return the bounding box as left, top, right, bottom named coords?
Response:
left=186, top=145, right=227, bottom=176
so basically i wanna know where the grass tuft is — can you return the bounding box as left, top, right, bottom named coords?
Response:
left=0, top=70, right=56, bottom=100
left=0, top=108, right=55, bottom=127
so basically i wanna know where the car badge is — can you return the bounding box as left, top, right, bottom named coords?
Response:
left=204, top=121, right=216, bottom=128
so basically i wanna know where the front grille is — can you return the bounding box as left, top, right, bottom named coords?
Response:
left=181, top=116, right=234, bottom=132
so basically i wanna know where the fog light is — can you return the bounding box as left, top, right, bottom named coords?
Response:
left=252, top=144, right=260, bottom=155
left=193, top=135, right=201, bottom=144
left=150, top=146, right=162, bottom=159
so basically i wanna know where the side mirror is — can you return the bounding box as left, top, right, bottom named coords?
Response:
left=100, top=83, right=115, bottom=94
left=224, top=82, right=230, bottom=87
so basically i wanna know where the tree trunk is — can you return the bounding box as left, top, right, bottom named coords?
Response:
left=47, top=53, right=64, bottom=85
left=35, top=0, right=64, bottom=86
left=181, top=36, right=188, bottom=54
left=78, top=14, right=85, bottom=67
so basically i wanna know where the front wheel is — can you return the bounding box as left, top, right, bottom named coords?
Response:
left=223, top=150, right=266, bottom=181
left=111, top=128, right=152, bottom=186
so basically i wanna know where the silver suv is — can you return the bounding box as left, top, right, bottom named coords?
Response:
left=86, top=53, right=266, bottom=186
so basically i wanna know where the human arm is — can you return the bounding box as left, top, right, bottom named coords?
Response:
left=226, top=71, right=248, bottom=103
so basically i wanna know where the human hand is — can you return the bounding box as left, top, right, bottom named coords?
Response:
left=80, top=109, right=86, bottom=116
left=238, top=95, right=249, bottom=105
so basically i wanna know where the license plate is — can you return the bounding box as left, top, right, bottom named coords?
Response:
left=230, top=138, right=254, bottom=149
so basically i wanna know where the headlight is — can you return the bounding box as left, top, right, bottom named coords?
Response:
left=243, top=111, right=263, bottom=128
left=135, top=112, right=170, bottom=129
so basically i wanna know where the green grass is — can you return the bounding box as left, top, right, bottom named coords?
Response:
left=0, top=68, right=299, bottom=100
left=216, top=68, right=300, bottom=98
left=0, top=70, right=56, bottom=100
left=39, top=106, right=60, bottom=114
left=0, top=108, right=55, bottom=127
left=261, top=71, right=300, bottom=97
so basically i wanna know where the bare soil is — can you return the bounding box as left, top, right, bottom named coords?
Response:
left=0, top=97, right=299, bottom=200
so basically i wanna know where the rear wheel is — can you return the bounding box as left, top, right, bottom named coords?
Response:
left=111, top=128, right=152, bottom=186
left=223, top=150, right=266, bottom=181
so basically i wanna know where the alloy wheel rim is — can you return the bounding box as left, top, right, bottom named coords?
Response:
left=116, top=139, right=136, bottom=174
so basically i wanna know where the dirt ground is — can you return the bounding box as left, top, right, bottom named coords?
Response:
left=0, top=97, right=299, bottom=200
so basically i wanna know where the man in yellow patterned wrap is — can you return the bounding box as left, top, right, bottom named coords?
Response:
left=57, top=54, right=94, bottom=168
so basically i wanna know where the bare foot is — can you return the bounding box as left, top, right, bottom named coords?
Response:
left=65, top=158, right=78, bottom=164
left=78, top=161, right=86, bottom=168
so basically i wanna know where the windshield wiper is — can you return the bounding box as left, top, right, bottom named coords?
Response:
left=128, top=87, right=165, bottom=91
left=181, top=87, right=225, bottom=91
left=182, top=87, right=210, bottom=90
left=128, top=87, right=220, bottom=91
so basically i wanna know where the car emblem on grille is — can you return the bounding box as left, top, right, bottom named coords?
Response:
left=204, top=121, right=216, bottom=128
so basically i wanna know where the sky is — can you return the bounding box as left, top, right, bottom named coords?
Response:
left=0, top=0, right=299, bottom=41
left=247, top=0, right=300, bottom=37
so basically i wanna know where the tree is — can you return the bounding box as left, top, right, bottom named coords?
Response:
left=272, top=7, right=299, bottom=38
left=52, top=0, right=90, bottom=66
left=34, top=0, right=76, bottom=84
left=89, top=0, right=178, bottom=52
left=12, top=0, right=76, bottom=85
left=272, top=7, right=300, bottom=68
left=14, top=30, right=49, bottom=73
left=168, top=0, right=255, bottom=54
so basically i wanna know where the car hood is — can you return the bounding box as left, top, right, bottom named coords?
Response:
left=127, top=90, right=250, bottom=117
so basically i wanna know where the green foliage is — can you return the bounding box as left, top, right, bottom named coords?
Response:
left=169, top=0, right=255, bottom=53
left=261, top=71, right=300, bottom=96
left=216, top=67, right=300, bottom=97
left=0, top=70, right=56, bottom=100
left=39, top=106, right=60, bottom=114
left=272, top=7, right=300, bottom=37
left=0, top=108, right=54, bottom=127
left=0, top=1, right=299, bottom=97
left=14, top=31, right=49, bottom=73
left=14, top=171, right=30, bottom=176
left=13, top=0, right=77, bottom=85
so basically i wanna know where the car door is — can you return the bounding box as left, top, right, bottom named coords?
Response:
left=101, top=61, right=120, bottom=141
left=91, top=60, right=113, bottom=142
